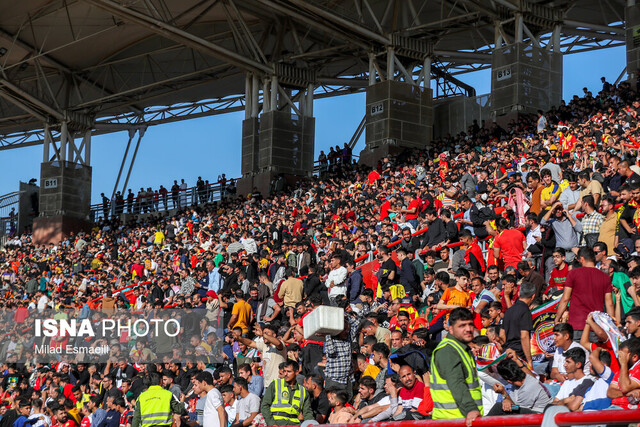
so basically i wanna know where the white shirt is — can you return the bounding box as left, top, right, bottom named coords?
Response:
left=326, top=266, right=348, bottom=297
left=29, top=413, right=51, bottom=427
left=225, top=399, right=237, bottom=424
left=555, top=374, right=594, bottom=401
left=241, top=238, right=257, bottom=254
left=526, top=225, right=541, bottom=248
left=37, top=295, right=49, bottom=312
left=537, top=115, right=547, bottom=132
left=582, top=365, right=614, bottom=410
left=203, top=387, right=223, bottom=427
left=552, top=341, right=591, bottom=375
left=236, top=392, right=261, bottom=421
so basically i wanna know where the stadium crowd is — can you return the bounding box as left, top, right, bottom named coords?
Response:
left=2, top=76, right=640, bottom=427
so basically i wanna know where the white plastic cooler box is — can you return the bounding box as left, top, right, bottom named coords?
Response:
left=303, top=306, right=345, bottom=339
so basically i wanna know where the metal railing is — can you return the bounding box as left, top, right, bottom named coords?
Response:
left=0, top=192, right=19, bottom=242
left=310, top=409, right=640, bottom=427
left=89, top=180, right=235, bottom=221
left=90, top=154, right=358, bottom=221
left=353, top=207, right=509, bottom=292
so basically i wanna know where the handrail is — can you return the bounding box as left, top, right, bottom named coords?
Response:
left=87, top=280, right=152, bottom=307
left=89, top=180, right=236, bottom=212
left=354, top=213, right=481, bottom=265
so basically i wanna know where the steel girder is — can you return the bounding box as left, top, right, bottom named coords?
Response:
left=0, top=0, right=629, bottom=150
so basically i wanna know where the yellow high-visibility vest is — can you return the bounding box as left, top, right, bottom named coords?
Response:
left=138, top=385, right=173, bottom=426
left=430, top=336, right=483, bottom=419
left=270, top=378, right=306, bottom=424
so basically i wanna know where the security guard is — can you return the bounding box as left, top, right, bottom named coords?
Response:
left=260, top=360, right=313, bottom=426
left=132, top=373, right=184, bottom=427
left=430, top=307, right=483, bottom=425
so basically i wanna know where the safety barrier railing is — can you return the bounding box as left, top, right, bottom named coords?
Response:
left=313, top=154, right=359, bottom=175
left=299, top=409, right=640, bottom=427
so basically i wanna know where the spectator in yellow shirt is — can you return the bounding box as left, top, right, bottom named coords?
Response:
left=540, top=168, right=562, bottom=211
left=228, top=289, right=254, bottom=334
left=154, top=229, right=165, bottom=245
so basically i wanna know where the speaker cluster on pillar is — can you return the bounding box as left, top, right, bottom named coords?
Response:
left=39, top=162, right=92, bottom=219
left=627, top=3, right=640, bottom=87
left=364, top=80, right=433, bottom=155
left=33, top=122, right=93, bottom=244
left=491, top=43, right=562, bottom=117
left=258, top=111, right=315, bottom=177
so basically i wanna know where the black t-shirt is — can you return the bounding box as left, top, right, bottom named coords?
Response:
left=503, top=299, right=533, bottom=358
left=379, top=258, right=397, bottom=289
left=357, top=391, right=386, bottom=410
left=311, top=390, right=331, bottom=421
left=618, top=204, right=637, bottom=240
left=626, top=172, right=640, bottom=187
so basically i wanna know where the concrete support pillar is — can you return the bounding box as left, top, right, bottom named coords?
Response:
left=251, top=74, right=260, bottom=118
left=306, top=83, right=314, bottom=117
left=387, top=47, right=395, bottom=79
left=245, top=74, right=252, bottom=120
left=491, top=42, right=562, bottom=117
left=238, top=74, right=316, bottom=197
left=270, top=76, right=278, bottom=112
left=552, top=25, right=561, bottom=53
left=263, top=78, right=271, bottom=113
left=369, top=53, right=376, bottom=85
left=514, top=13, right=524, bottom=44
left=626, top=0, right=640, bottom=87
left=423, top=56, right=431, bottom=90
left=43, top=124, right=51, bottom=162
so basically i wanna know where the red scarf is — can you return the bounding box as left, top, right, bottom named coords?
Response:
left=465, top=242, right=486, bottom=272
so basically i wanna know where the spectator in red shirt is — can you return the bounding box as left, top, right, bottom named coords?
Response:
left=400, top=193, right=421, bottom=229
left=556, top=246, right=614, bottom=341
left=379, top=195, right=397, bottom=221
left=607, top=337, right=640, bottom=409
left=367, top=170, right=381, bottom=185
left=548, top=248, right=569, bottom=297
left=14, top=303, right=28, bottom=323
left=492, top=218, right=526, bottom=270
left=55, top=406, right=78, bottom=427
left=130, top=257, right=144, bottom=279
left=396, top=365, right=427, bottom=420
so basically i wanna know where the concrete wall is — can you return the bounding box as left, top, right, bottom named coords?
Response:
left=32, top=215, right=91, bottom=245
left=433, top=94, right=492, bottom=139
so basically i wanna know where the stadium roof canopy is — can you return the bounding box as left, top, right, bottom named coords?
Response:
left=0, top=0, right=626, bottom=149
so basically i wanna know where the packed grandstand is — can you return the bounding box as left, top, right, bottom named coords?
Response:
left=1, top=76, right=640, bottom=427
